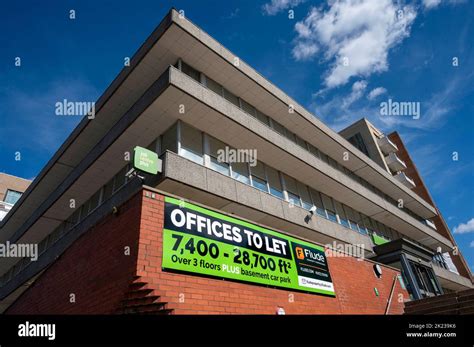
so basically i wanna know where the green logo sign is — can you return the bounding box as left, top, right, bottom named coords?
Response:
left=162, top=197, right=335, bottom=296
left=372, top=233, right=389, bottom=246
left=133, top=146, right=161, bottom=174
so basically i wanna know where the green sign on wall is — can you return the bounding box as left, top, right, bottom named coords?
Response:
left=133, top=146, right=161, bottom=175
left=162, top=197, right=335, bottom=296
left=372, top=233, right=389, bottom=246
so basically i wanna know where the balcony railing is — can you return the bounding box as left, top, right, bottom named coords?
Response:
left=385, top=152, right=407, bottom=172
left=394, top=172, right=416, bottom=189
left=377, top=136, right=398, bottom=155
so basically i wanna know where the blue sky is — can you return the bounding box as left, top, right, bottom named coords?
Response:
left=0, top=0, right=472, bottom=270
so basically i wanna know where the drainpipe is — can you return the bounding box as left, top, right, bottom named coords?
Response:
left=385, top=274, right=398, bottom=315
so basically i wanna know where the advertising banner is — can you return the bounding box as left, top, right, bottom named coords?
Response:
left=162, top=197, right=335, bottom=296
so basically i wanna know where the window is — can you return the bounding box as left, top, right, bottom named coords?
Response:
left=328, top=157, right=339, bottom=169
left=409, top=262, right=442, bottom=297
left=307, top=143, right=321, bottom=159
left=67, top=206, right=82, bottom=227
left=357, top=214, right=369, bottom=235
left=250, top=161, right=268, bottom=193
left=180, top=123, right=203, bottom=164
left=375, top=221, right=391, bottom=240
left=206, top=77, right=223, bottom=96
left=321, top=193, right=337, bottom=222
left=334, top=201, right=350, bottom=228
left=232, top=161, right=250, bottom=184
left=348, top=133, right=370, bottom=157
left=310, top=189, right=327, bottom=217
left=297, top=182, right=312, bottom=210
left=4, top=190, right=22, bottom=205
left=295, top=135, right=307, bottom=149
left=283, top=174, right=302, bottom=207
left=271, top=120, right=286, bottom=136
left=147, top=139, right=158, bottom=153
left=389, top=227, right=399, bottom=239
left=223, top=88, right=239, bottom=107
left=266, top=166, right=284, bottom=199
left=161, top=123, right=178, bottom=154
left=351, top=208, right=365, bottom=233
left=241, top=99, right=256, bottom=116
left=208, top=136, right=230, bottom=176
left=364, top=217, right=377, bottom=236
left=284, top=128, right=296, bottom=143
left=87, top=189, right=102, bottom=214
left=344, top=206, right=359, bottom=232
left=181, top=61, right=200, bottom=82
left=103, top=177, right=114, bottom=202
left=348, top=220, right=359, bottom=232
left=256, top=110, right=270, bottom=125
left=113, top=166, right=128, bottom=193
left=336, top=162, right=345, bottom=172
left=320, top=153, right=330, bottom=164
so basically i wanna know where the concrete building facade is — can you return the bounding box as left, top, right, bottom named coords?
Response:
left=0, top=9, right=471, bottom=314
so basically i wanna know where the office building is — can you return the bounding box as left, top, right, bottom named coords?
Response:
left=0, top=9, right=471, bottom=314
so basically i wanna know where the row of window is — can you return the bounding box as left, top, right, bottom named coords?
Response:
left=161, top=120, right=398, bottom=242
left=175, top=60, right=429, bottom=226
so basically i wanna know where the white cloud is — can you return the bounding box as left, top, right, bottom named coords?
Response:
left=342, top=80, right=367, bottom=107
left=292, top=0, right=416, bottom=89
left=262, top=0, right=306, bottom=15
left=292, top=41, right=319, bottom=60
left=313, top=71, right=471, bottom=133
left=422, top=0, right=467, bottom=10
left=422, top=0, right=442, bottom=9
left=470, top=240, right=474, bottom=248
left=367, top=87, right=387, bottom=100
left=453, top=218, right=474, bottom=234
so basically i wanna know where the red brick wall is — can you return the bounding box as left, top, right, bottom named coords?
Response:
left=6, top=193, right=143, bottom=314
left=7, top=189, right=408, bottom=314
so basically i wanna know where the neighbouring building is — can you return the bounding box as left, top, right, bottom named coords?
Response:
left=0, top=173, right=31, bottom=222
left=0, top=9, right=471, bottom=315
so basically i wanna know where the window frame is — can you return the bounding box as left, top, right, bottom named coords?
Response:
left=249, top=161, right=269, bottom=193
left=4, top=189, right=22, bottom=205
